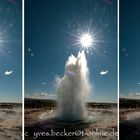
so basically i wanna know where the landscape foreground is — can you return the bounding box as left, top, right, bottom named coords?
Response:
left=25, top=98, right=117, bottom=140
left=0, top=103, right=22, bottom=140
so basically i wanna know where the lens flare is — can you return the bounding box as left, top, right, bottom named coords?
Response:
left=80, top=33, right=93, bottom=48
left=71, top=29, right=98, bottom=53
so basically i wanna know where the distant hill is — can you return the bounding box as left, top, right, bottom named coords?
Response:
left=0, top=102, right=21, bottom=109
left=25, top=98, right=117, bottom=109
left=25, top=98, right=57, bottom=108
left=120, top=98, right=140, bottom=108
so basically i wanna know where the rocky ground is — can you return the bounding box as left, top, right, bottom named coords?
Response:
left=25, top=107, right=117, bottom=140
left=120, top=109, right=140, bottom=140
left=0, top=108, right=22, bottom=140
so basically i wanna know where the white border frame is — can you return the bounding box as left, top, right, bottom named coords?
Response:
left=22, top=0, right=25, bottom=139
left=117, top=0, right=120, bottom=139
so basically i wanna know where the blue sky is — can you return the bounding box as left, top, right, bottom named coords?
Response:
left=25, top=0, right=117, bottom=103
left=120, top=0, right=140, bottom=99
left=0, top=0, right=22, bottom=103
left=1, top=0, right=139, bottom=103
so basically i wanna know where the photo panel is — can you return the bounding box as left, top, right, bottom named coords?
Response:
left=119, top=0, right=140, bottom=139
left=25, top=0, right=118, bottom=139
left=0, top=0, right=22, bottom=140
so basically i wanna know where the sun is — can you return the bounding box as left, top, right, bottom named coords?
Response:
left=80, top=33, right=93, bottom=48
left=70, top=28, right=99, bottom=53
left=71, top=29, right=97, bottom=53
left=77, top=31, right=96, bottom=53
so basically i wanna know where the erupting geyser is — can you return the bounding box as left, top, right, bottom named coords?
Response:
left=57, top=51, right=91, bottom=122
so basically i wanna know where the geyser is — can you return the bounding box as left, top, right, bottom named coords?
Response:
left=57, top=51, right=91, bottom=122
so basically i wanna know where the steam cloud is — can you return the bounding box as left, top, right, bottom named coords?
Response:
left=57, top=51, right=91, bottom=122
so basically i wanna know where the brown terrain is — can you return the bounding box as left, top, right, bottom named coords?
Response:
left=120, top=98, right=140, bottom=140
left=0, top=103, right=22, bottom=140
left=25, top=98, right=117, bottom=140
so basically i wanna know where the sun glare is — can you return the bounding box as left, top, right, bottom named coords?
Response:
left=76, top=31, right=97, bottom=53
left=80, top=33, right=93, bottom=48
left=70, top=28, right=99, bottom=53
